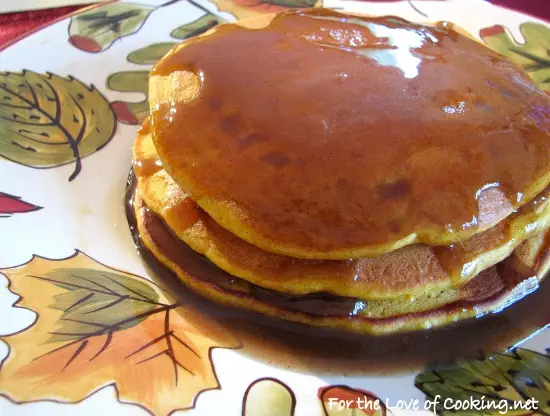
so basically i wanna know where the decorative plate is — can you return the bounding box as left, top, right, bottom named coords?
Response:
left=1, top=0, right=549, bottom=415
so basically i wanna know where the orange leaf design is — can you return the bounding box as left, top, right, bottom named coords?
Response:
left=0, top=251, right=240, bottom=415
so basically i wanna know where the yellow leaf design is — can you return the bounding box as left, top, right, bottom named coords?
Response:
left=242, top=378, right=296, bottom=416
left=0, top=251, right=240, bottom=416
left=0, top=70, right=116, bottom=181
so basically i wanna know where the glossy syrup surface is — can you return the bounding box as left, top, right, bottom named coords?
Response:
left=151, top=9, right=550, bottom=254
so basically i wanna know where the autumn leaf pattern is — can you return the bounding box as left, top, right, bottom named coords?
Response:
left=415, top=348, right=550, bottom=415
left=109, top=71, right=150, bottom=125
left=209, top=0, right=446, bottom=21
left=481, top=22, right=550, bottom=92
left=0, top=251, right=240, bottom=416
left=169, top=11, right=224, bottom=39
left=3, top=1, right=550, bottom=415
left=209, top=0, right=317, bottom=19
left=239, top=380, right=390, bottom=416
left=109, top=12, right=225, bottom=125
left=242, top=378, right=296, bottom=416
left=0, top=70, right=116, bottom=181
left=128, top=43, right=177, bottom=65
left=68, top=3, right=158, bottom=53
left=0, top=192, right=41, bottom=218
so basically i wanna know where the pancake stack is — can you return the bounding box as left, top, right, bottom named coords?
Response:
left=130, top=9, right=550, bottom=335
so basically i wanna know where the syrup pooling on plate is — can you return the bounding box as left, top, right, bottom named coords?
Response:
left=151, top=9, right=550, bottom=259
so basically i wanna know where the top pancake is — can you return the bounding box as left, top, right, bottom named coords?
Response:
left=150, top=9, right=550, bottom=259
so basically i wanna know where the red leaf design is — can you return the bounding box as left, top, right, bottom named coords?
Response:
left=0, top=193, right=42, bottom=216
left=479, top=24, right=505, bottom=38
left=111, top=101, right=139, bottom=125
left=68, top=35, right=102, bottom=53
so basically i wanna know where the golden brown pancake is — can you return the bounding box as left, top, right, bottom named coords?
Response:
left=149, top=9, right=550, bottom=259
left=132, top=189, right=550, bottom=335
left=134, top=123, right=550, bottom=301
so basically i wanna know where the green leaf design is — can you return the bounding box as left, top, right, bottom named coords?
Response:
left=108, top=71, right=149, bottom=126
left=415, top=348, right=550, bottom=415
left=128, top=42, right=176, bottom=65
left=0, top=70, right=116, bottom=181
left=108, top=12, right=226, bottom=125
left=68, top=3, right=156, bottom=53
left=41, top=267, right=162, bottom=343
left=170, top=13, right=224, bottom=40
left=480, top=23, right=550, bottom=91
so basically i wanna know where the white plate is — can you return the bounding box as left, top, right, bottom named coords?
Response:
left=1, top=1, right=549, bottom=415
